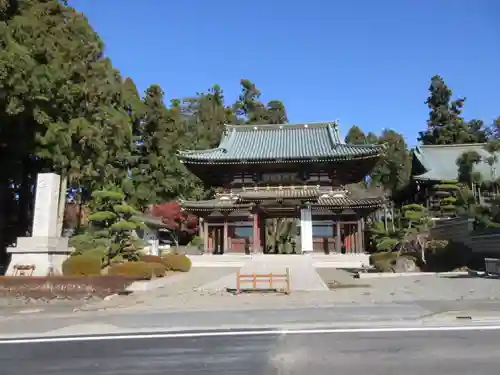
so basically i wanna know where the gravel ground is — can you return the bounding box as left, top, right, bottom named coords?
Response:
left=77, top=271, right=500, bottom=313
left=3, top=269, right=500, bottom=315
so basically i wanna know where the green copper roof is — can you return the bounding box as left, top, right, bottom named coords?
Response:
left=178, top=122, right=384, bottom=164
left=179, top=195, right=384, bottom=212
left=413, top=144, right=500, bottom=181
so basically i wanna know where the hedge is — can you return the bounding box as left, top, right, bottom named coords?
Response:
left=108, top=261, right=157, bottom=279
left=162, top=253, right=192, bottom=272
left=62, top=254, right=102, bottom=276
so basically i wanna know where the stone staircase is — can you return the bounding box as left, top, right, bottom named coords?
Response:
left=189, top=253, right=370, bottom=269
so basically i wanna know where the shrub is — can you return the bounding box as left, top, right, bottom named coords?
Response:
left=369, top=251, right=398, bottom=272
left=148, top=262, right=167, bottom=278
left=189, top=236, right=203, bottom=247
left=69, top=233, right=110, bottom=253
left=81, top=247, right=108, bottom=263
left=108, top=261, right=153, bottom=280
left=162, top=253, right=192, bottom=272
left=62, top=254, right=102, bottom=276
left=425, top=240, right=475, bottom=272
left=376, top=238, right=399, bottom=251
left=140, top=254, right=165, bottom=264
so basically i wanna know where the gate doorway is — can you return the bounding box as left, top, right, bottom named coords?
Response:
left=209, top=226, right=224, bottom=254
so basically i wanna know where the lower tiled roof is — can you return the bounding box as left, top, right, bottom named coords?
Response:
left=315, top=197, right=384, bottom=208
left=179, top=195, right=384, bottom=212
left=179, top=199, right=254, bottom=212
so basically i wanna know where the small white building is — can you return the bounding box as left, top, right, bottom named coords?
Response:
left=133, top=214, right=172, bottom=256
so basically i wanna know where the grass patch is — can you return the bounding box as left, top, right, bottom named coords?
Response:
left=0, top=275, right=138, bottom=299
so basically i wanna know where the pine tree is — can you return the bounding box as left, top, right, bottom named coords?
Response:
left=80, top=187, right=144, bottom=263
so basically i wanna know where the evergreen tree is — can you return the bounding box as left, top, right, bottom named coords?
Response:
left=371, top=129, right=411, bottom=195
left=0, top=0, right=133, bottom=261
left=183, top=84, right=238, bottom=149
left=234, top=79, right=288, bottom=124
left=81, top=188, right=144, bottom=263
left=345, top=125, right=367, bottom=144
left=432, top=182, right=460, bottom=217
left=418, top=75, right=488, bottom=145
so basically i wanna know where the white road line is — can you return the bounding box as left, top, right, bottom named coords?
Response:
left=2, top=324, right=500, bottom=344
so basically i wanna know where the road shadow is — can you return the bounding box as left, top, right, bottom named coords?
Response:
left=438, top=273, right=499, bottom=280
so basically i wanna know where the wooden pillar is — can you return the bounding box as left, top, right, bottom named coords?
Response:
left=336, top=220, right=341, bottom=253
left=260, top=215, right=266, bottom=253
left=223, top=218, right=229, bottom=254
left=361, top=217, right=365, bottom=252
left=199, top=217, right=204, bottom=239
left=356, top=219, right=363, bottom=253
left=203, top=220, right=209, bottom=254
left=253, top=212, right=261, bottom=253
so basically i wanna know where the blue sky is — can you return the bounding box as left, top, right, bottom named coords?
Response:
left=70, top=0, right=499, bottom=146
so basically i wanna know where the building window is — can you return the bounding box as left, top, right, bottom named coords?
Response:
left=234, top=173, right=255, bottom=184
left=312, top=220, right=334, bottom=237
left=307, top=172, right=330, bottom=183
left=230, top=221, right=253, bottom=238
left=261, top=172, right=298, bottom=184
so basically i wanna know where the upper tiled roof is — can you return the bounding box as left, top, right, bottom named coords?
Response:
left=413, top=143, right=500, bottom=181
left=239, top=188, right=320, bottom=201
left=177, top=122, right=385, bottom=164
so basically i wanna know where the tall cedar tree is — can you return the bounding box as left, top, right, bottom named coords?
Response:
left=0, top=0, right=134, bottom=261
left=344, top=125, right=411, bottom=196
left=345, top=125, right=367, bottom=144
left=371, top=130, right=411, bottom=194
left=418, top=75, right=488, bottom=145
left=182, top=85, right=237, bottom=149
left=235, top=79, right=288, bottom=124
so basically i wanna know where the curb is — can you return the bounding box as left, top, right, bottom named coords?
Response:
left=355, top=271, right=470, bottom=279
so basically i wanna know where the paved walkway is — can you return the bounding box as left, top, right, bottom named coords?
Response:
left=80, top=268, right=238, bottom=311
left=200, top=255, right=329, bottom=291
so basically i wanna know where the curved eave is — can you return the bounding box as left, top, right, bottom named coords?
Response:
left=178, top=152, right=383, bottom=165
left=413, top=172, right=441, bottom=181
left=179, top=201, right=255, bottom=212
left=315, top=197, right=385, bottom=209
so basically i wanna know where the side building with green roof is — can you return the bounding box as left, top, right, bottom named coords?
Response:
left=412, top=143, right=500, bottom=212
left=177, top=122, right=386, bottom=255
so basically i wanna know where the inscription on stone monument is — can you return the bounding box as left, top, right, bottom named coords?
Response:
left=32, top=173, right=61, bottom=238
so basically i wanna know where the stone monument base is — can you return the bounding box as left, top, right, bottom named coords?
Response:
left=6, top=237, right=72, bottom=277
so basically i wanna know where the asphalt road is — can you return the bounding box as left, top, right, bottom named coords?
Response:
left=5, top=299, right=500, bottom=338
left=2, top=329, right=500, bottom=374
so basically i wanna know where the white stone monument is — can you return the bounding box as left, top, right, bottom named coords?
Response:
left=6, top=173, right=71, bottom=276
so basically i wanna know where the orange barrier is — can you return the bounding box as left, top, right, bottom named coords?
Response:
left=12, top=264, right=36, bottom=276
left=235, top=268, right=290, bottom=294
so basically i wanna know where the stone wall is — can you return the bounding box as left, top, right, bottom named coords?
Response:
left=430, top=217, right=500, bottom=256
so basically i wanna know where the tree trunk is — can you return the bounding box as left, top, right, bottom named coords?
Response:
left=0, top=182, right=8, bottom=269
left=56, top=175, right=68, bottom=236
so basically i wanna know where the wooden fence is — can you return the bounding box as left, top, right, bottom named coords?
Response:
left=235, top=268, right=291, bottom=294
left=429, top=217, right=500, bottom=256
